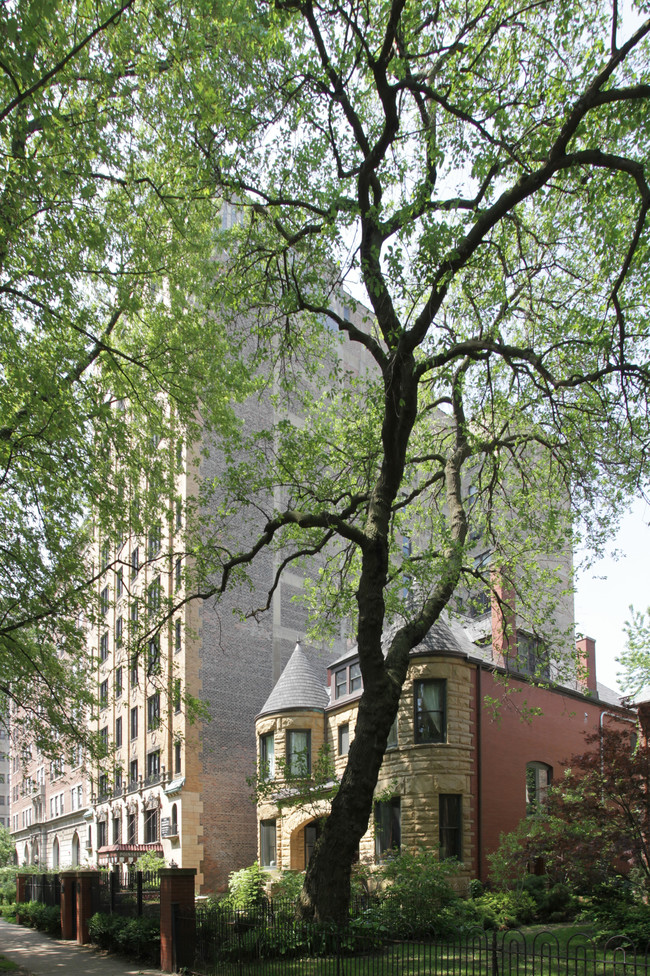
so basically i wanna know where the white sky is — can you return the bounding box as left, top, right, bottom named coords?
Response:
left=574, top=496, right=650, bottom=695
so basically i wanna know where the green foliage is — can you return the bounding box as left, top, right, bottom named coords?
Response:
left=621, top=606, right=650, bottom=695
left=133, top=850, right=165, bottom=876
left=467, top=890, right=537, bottom=930
left=16, top=901, right=61, bottom=936
left=270, top=871, right=304, bottom=903
left=88, top=912, right=160, bottom=963
left=0, top=829, right=14, bottom=869
left=224, top=863, right=269, bottom=911
left=0, top=904, right=17, bottom=923
left=366, top=848, right=462, bottom=939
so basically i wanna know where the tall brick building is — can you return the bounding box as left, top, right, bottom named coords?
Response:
left=9, top=296, right=369, bottom=891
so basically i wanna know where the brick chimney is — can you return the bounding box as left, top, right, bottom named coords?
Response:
left=576, top=635, right=598, bottom=694
left=491, top=572, right=517, bottom=668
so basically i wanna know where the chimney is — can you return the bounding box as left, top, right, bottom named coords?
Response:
left=491, top=571, right=517, bottom=669
left=576, top=636, right=598, bottom=693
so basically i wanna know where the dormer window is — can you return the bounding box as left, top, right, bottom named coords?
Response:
left=334, top=661, right=363, bottom=699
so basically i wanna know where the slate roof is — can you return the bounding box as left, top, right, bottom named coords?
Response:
left=328, top=617, right=467, bottom=670
left=596, top=681, right=626, bottom=708
left=258, top=642, right=330, bottom=717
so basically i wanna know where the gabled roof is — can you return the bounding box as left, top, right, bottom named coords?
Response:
left=328, top=617, right=465, bottom=670
left=257, top=642, right=330, bottom=717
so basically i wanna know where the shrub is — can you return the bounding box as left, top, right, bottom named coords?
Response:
left=88, top=913, right=159, bottom=963
left=225, top=862, right=269, bottom=911
left=15, top=901, right=61, bottom=936
left=270, top=870, right=303, bottom=903
left=468, top=890, right=536, bottom=929
left=370, top=848, right=463, bottom=939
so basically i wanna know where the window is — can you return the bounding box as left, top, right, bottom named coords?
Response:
left=147, top=578, right=161, bottom=618
left=173, top=679, right=181, bottom=714
left=414, top=679, right=446, bottom=743
left=147, top=636, right=161, bottom=675
left=148, top=523, right=161, bottom=560
left=259, top=732, right=275, bottom=779
left=260, top=820, right=277, bottom=867
left=286, top=730, right=311, bottom=776
left=516, top=634, right=550, bottom=681
left=116, top=568, right=123, bottom=599
left=130, top=598, right=139, bottom=627
left=115, top=666, right=123, bottom=698
left=129, top=759, right=138, bottom=787
left=115, top=716, right=123, bottom=749
left=175, top=618, right=181, bottom=654
left=334, top=662, right=362, bottom=699
left=98, top=773, right=109, bottom=798
left=338, top=723, right=349, bottom=757
left=100, top=631, right=109, bottom=662
left=147, top=693, right=160, bottom=731
left=175, top=499, right=182, bottom=531
left=97, top=819, right=108, bottom=848
left=130, top=706, right=138, bottom=740
left=439, top=794, right=462, bottom=860
left=375, top=797, right=401, bottom=858
left=130, top=652, right=138, bottom=688
left=144, top=807, right=158, bottom=843
left=174, top=740, right=182, bottom=775
left=114, top=768, right=122, bottom=794
left=99, top=679, right=109, bottom=709
left=115, top=616, right=123, bottom=647
left=99, top=726, right=108, bottom=754
left=127, top=812, right=137, bottom=844
left=175, top=557, right=182, bottom=591
left=131, top=547, right=139, bottom=579
left=171, top=803, right=178, bottom=835
left=100, top=586, right=109, bottom=615
left=526, top=762, right=552, bottom=815
left=101, top=541, right=110, bottom=571
left=112, top=816, right=121, bottom=844
left=176, top=438, right=183, bottom=467
left=146, top=750, right=160, bottom=784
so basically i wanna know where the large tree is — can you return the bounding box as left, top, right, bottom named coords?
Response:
left=0, top=0, right=249, bottom=755
left=158, top=0, right=650, bottom=920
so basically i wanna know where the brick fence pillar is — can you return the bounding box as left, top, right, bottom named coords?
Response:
left=159, top=868, right=196, bottom=973
left=60, top=871, right=76, bottom=940
left=75, top=870, right=99, bottom=945
left=15, top=875, right=26, bottom=924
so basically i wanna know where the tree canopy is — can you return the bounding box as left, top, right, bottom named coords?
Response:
left=0, top=0, right=251, bottom=755
left=159, top=0, right=650, bottom=918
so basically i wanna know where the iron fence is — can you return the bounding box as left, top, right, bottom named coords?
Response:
left=189, top=909, right=650, bottom=976
left=96, top=869, right=161, bottom=918
left=23, top=874, right=61, bottom=908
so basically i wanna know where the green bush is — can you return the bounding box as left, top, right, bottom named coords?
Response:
left=372, top=848, right=462, bottom=938
left=88, top=913, right=160, bottom=963
left=270, top=870, right=303, bottom=903
left=15, top=901, right=61, bottom=936
left=468, top=890, right=536, bottom=929
left=0, top=903, right=17, bottom=923
left=224, top=862, right=269, bottom=911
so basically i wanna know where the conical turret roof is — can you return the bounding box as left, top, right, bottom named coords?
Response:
left=257, top=641, right=329, bottom=718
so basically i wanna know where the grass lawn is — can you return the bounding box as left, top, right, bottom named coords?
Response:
left=196, top=925, right=650, bottom=976
left=0, top=958, right=20, bottom=971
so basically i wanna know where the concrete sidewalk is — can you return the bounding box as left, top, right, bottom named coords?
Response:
left=0, top=918, right=165, bottom=975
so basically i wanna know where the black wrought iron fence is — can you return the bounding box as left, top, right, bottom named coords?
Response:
left=188, top=909, right=650, bottom=976
left=97, top=869, right=161, bottom=918
left=23, top=874, right=61, bottom=908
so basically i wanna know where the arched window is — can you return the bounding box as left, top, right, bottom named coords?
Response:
left=171, top=803, right=178, bottom=835
left=23, top=843, right=29, bottom=865
left=71, top=833, right=80, bottom=866
left=526, top=762, right=552, bottom=814
left=52, top=837, right=59, bottom=869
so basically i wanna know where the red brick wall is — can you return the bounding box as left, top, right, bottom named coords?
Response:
left=474, top=666, right=632, bottom=881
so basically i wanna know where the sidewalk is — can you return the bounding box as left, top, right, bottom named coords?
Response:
left=0, top=918, right=165, bottom=976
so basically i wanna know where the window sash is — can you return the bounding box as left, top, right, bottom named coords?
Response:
left=414, top=679, right=446, bottom=743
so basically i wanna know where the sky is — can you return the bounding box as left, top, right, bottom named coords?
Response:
left=574, top=496, right=650, bottom=696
